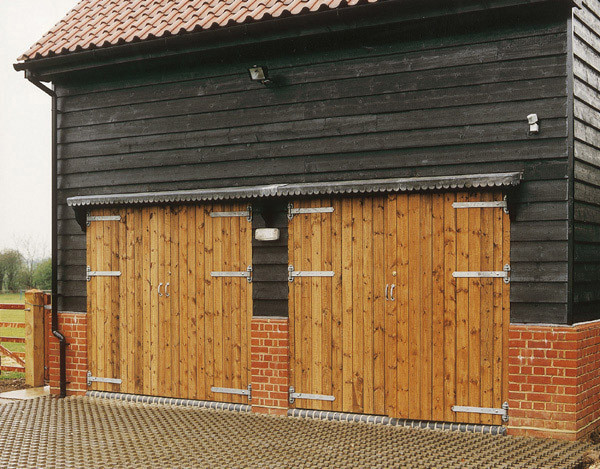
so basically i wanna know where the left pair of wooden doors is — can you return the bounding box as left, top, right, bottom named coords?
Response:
left=86, top=203, right=252, bottom=403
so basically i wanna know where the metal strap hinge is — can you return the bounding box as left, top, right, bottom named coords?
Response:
left=86, top=266, right=122, bottom=282
left=452, top=264, right=511, bottom=284
left=452, top=402, right=509, bottom=422
left=287, top=203, right=334, bottom=220
left=210, top=266, right=253, bottom=283
left=452, top=196, right=509, bottom=214
left=86, top=214, right=121, bottom=226
left=288, top=386, right=335, bottom=404
left=87, top=371, right=122, bottom=386
left=211, top=385, right=252, bottom=401
left=288, top=265, right=335, bottom=282
left=210, top=205, right=252, bottom=222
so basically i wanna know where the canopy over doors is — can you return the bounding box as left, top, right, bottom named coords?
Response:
left=288, top=192, right=510, bottom=425
left=86, top=203, right=252, bottom=403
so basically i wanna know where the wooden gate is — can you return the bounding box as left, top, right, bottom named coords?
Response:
left=86, top=203, right=252, bottom=403
left=288, top=192, right=509, bottom=424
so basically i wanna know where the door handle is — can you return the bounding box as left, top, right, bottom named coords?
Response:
left=158, top=283, right=163, bottom=297
left=385, top=284, right=389, bottom=301
left=390, top=284, right=396, bottom=302
left=165, top=283, right=170, bottom=298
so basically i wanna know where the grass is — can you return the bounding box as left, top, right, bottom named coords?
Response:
left=0, top=293, right=26, bottom=354
left=0, top=371, right=24, bottom=380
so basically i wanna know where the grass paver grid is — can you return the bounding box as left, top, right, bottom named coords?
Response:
left=0, top=396, right=590, bottom=468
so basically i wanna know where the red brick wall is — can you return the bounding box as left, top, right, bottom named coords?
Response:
left=48, top=313, right=87, bottom=396
left=250, top=317, right=289, bottom=415
left=508, top=320, right=600, bottom=440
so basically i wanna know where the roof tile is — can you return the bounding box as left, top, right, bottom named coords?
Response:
left=19, top=0, right=377, bottom=61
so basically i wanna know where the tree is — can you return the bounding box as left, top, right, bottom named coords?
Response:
left=0, top=250, right=25, bottom=292
left=32, top=258, right=52, bottom=291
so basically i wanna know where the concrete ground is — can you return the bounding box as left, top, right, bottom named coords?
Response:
left=0, top=396, right=592, bottom=468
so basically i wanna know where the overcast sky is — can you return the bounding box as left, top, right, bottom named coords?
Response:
left=0, top=0, right=77, bottom=258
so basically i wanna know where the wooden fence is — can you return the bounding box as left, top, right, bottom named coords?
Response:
left=0, top=304, right=26, bottom=373
left=0, top=292, right=50, bottom=381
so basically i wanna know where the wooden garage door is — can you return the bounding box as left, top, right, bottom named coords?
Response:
left=288, top=192, right=509, bottom=424
left=86, top=203, right=252, bottom=403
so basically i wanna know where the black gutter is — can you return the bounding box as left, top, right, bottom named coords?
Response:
left=24, top=71, right=67, bottom=398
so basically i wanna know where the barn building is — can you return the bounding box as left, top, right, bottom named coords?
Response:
left=14, top=0, right=600, bottom=440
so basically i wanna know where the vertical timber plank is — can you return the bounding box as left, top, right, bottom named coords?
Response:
left=432, top=194, right=445, bottom=421
left=443, top=193, right=457, bottom=422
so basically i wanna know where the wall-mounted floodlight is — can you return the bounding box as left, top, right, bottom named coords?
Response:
left=527, top=113, right=539, bottom=135
left=248, top=65, right=271, bottom=85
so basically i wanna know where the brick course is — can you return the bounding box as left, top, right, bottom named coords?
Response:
left=508, top=320, right=600, bottom=440
left=250, top=317, right=289, bottom=415
left=47, top=313, right=88, bottom=396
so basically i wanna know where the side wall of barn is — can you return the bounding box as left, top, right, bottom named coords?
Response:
left=572, top=0, right=600, bottom=323
left=54, top=5, right=572, bottom=323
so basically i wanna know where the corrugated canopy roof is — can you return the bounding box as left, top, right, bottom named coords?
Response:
left=18, top=0, right=379, bottom=62
left=67, top=172, right=523, bottom=208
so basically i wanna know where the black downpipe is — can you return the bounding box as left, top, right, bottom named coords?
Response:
left=25, top=72, right=67, bottom=398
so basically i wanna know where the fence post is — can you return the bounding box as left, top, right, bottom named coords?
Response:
left=24, top=289, right=45, bottom=387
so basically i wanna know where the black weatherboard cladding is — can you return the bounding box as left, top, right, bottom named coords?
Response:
left=55, top=4, right=572, bottom=323
left=572, top=1, right=600, bottom=323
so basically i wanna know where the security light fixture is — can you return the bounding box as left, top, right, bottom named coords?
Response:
left=527, top=113, right=539, bottom=134
left=248, top=65, right=271, bottom=85
left=255, top=228, right=280, bottom=241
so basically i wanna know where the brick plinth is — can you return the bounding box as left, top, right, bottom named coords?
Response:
left=508, top=320, right=600, bottom=440
left=250, top=317, right=289, bottom=415
left=48, top=313, right=88, bottom=396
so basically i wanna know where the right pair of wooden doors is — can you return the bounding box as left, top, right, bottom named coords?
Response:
left=288, top=192, right=510, bottom=425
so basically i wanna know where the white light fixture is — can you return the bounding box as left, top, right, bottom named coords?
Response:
left=248, top=65, right=271, bottom=85
left=255, top=228, right=280, bottom=241
left=527, top=113, right=539, bottom=134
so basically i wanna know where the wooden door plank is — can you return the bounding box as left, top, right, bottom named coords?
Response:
left=187, top=206, right=198, bottom=398
left=195, top=206, right=206, bottom=401
left=467, top=193, right=482, bottom=424
left=341, top=198, right=354, bottom=413
left=492, top=193, right=505, bottom=426
left=230, top=209, right=242, bottom=402
left=157, top=207, right=166, bottom=395
left=88, top=209, right=97, bottom=391
left=212, top=205, right=223, bottom=398
left=407, top=194, right=421, bottom=420
left=331, top=198, right=343, bottom=410
left=420, top=194, right=433, bottom=420
left=170, top=207, right=181, bottom=398
left=352, top=198, right=364, bottom=413
left=203, top=205, right=214, bottom=400
left=321, top=198, right=333, bottom=412
left=164, top=207, right=172, bottom=397
left=149, top=206, right=159, bottom=395
left=455, top=192, right=469, bottom=420
left=396, top=194, right=410, bottom=418
left=432, top=193, right=445, bottom=422
left=239, top=206, right=251, bottom=393
left=480, top=193, right=494, bottom=425
left=310, top=199, right=323, bottom=409
left=362, top=197, right=374, bottom=415
left=443, top=193, right=457, bottom=422
left=300, top=205, right=312, bottom=405
left=372, top=196, right=385, bottom=416
left=134, top=208, right=144, bottom=394
left=179, top=205, right=189, bottom=398
left=118, top=209, right=128, bottom=394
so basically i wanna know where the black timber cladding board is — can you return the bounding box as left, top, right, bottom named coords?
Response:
left=55, top=7, right=571, bottom=323
left=572, top=0, right=600, bottom=323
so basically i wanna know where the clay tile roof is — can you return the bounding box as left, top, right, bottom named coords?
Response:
left=19, top=0, right=379, bottom=62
